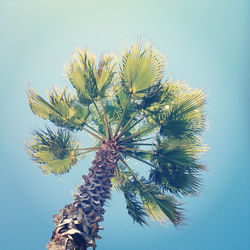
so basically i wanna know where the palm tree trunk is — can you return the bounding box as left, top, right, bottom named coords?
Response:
left=47, top=141, right=120, bottom=250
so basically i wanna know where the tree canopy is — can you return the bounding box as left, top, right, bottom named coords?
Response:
left=26, top=41, right=208, bottom=227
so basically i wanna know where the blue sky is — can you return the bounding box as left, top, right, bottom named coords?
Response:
left=0, top=0, right=248, bottom=249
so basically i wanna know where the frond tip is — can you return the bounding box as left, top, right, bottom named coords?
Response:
left=25, top=127, right=81, bottom=175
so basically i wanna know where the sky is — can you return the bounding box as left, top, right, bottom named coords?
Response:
left=0, top=0, right=249, bottom=249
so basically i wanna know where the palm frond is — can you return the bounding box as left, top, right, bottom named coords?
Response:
left=65, top=49, right=97, bottom=104
left=117, top=159, right=184, bottom=226
left=153, top=137, right=206, bottom=171
left=149, top=165, right=202, bottom=196
left=112, top=167, right=148, bottom=226
left=138, top=184, right=184, bottom=226
left=124, top=191, right=148, bottom=226
left=160, top=87, right=207, bottom=140
left=120, top=41, right=165, bottom=97
left=139, top=81, right=207, bottom=143
left=150, top=137, right=207, bottom=196
left=27, top=87, right=89, bottom=131
left=25, top=127, right=81, bottom=175
left=65, top=49, right=116, bottom=104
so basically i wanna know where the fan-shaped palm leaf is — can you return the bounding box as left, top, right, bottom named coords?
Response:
left=65, top=49, right=116, bottom=104
left=149, top=165, right=202, bottom=196
left=118, top=158, right=183, bottom=226
left=153, top=137, right=206, bottom=170
left=138, top=184, right=184, bottom=226
left=120, top=41, right=165, bottom=97
left=28, top=87, right=89, bottom=131
left=112, top=167, right=148, bottom=225
left=149, top=137, right=207, bottom=196
left=25, top=127, right=81, bottom=175
left=157, top=86, right=206, bottom=140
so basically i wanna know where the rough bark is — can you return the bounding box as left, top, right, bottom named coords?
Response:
left=47, top=141, right=120, bottom=250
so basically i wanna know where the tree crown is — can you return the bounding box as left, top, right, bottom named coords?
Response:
left=26, top=41, right=208, bottom=227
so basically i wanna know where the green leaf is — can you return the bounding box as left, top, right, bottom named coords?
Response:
left=118, top=90, right=129, bottom=108
left=160, top=87, right=207, bottom=140
left=65, top=50, right=97, bottom=104
left=27, top=87, right=89, bottom=131
left=65, top=49, right=116, bottom=103
left=149, top=165, right=202, bottom=196
left=25, top=127, right=80, bottom=175
left=150, top=137, right=207, bottom=196
left=139, top=185, right=183, bottom=226
left=120, top=41, right=165, bottom=96
left=124, top=191, right=148, bottom=226
left=41, top=158, right=72, bottom=176
left=153, top=137, right=207, bottom=171
left=114, top=162, right=183, bottom=226
left=112, top=167, right=148, bottom=226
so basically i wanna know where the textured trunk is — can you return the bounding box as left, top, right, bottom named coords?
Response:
left=47, top=141, right=120, bottom=250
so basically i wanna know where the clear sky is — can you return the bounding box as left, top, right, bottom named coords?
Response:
left=0, top=0, right=249, bottom=249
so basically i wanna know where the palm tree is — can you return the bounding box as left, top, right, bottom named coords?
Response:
left=26, top=41, right=208, bottom=250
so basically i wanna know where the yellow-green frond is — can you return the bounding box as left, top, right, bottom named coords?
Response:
left=139, top=186, right=184, bottom=226
left=120, top=41, right=165, bottom=96
left=65, top=49, right=116, bottom=103
left=25, top=127, right=81, bottom=175
left=27, top=87, right=89, bottom=131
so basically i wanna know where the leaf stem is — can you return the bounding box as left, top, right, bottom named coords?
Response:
left=122, top=151, right=155, bottom=168
left=120, top=146, right=152, bottom=154
left=82, top=127, right=103, bottom=141
left=127, top=136, right=154, bottom=143
left=116, top=113, right=138, bottom=140
left=77, top=149, right=97, bottom=157
left=78, top=147, right=100, bottom=151
left=99, top=98, right=111, bottom=139
left=91, top=99, right=107, bottom=135
left=121, top=143, right=153, bottom=146
left=119, top=157, right=144, bottom=187
left=84, top=123, right=105, bottom=138
left=119, top=125, right=158, bottom=142
left=114, top=93, right=132, bottom=137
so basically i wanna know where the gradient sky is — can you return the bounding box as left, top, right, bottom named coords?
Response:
left=0, top=0, right=249, bottom=249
